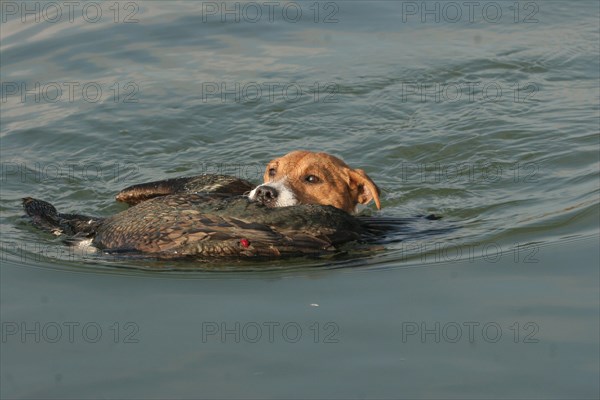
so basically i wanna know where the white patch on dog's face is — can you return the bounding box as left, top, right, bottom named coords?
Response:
left=248, top=179, right=299, bottom=207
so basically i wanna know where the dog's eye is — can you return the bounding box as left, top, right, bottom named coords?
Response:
left=304, top=175, right=320, bottom=184
left=268, top=168, right=276, bottom=178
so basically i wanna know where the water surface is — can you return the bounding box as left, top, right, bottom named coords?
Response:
left=1, top=1, right=598, bottom=398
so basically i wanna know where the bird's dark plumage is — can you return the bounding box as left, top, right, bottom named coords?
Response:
left=115, top=174, right=254, bottom=205
left=23, top=175, right=369, bottom=260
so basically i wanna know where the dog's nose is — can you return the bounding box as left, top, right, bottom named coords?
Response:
left=255, top=185, right=278, bottom=206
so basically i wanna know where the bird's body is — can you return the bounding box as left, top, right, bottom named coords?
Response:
left=22, top=175, right=368, bottom=260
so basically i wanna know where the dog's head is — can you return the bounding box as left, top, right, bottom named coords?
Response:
left=248, top=150, right=380, bottom=214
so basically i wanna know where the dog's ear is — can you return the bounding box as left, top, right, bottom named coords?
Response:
left=348, top=168, right=381, bottom=209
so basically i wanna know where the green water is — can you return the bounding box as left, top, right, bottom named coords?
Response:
left=1, top=1, right=598, bottom=398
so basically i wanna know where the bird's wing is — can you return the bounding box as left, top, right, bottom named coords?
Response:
left=115, top=175, right=254, bottom=205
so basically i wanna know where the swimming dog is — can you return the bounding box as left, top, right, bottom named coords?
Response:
left=248, top=150, right=380, bottom=213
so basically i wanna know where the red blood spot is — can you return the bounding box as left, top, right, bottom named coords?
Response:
left=240, top=238, right=250, bottom=248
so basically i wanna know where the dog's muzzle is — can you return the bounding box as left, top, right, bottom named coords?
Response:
left=254, top=185, right=278, bottom=207
left=248, top=180, right=298, bottom=208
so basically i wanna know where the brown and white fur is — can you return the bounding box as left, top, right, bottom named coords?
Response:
left=248, top=150, right=380, bottom=214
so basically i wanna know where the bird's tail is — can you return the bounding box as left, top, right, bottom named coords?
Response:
left=22, top=197, right=103, bottom=238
